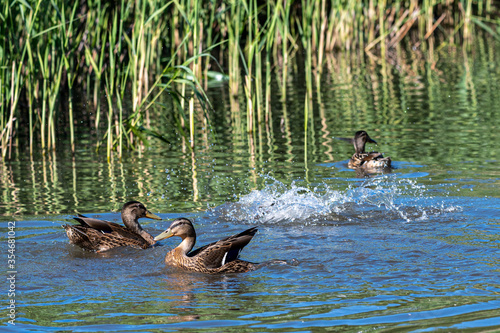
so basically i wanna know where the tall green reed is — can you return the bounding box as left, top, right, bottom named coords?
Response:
left=1, top=0, right=498, bottom=160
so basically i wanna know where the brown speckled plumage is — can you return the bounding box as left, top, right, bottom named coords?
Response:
left=63, top=201, right=161, bottom=252
left=155, top=218, right=258, bottom=274
left=339, top=131, right=392, bottom=169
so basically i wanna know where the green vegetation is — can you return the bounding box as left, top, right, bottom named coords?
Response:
left=1, top=0, right=498, bottom=159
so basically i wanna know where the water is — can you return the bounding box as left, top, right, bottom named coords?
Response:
left=4, top=177, right=500, bottom=332
left=2, top=38, right=500, bottom=331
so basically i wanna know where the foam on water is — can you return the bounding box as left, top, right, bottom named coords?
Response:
left=210, top=175, right=462, bottom=224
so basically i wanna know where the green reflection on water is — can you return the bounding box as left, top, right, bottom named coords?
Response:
left=1, top=38, right=500, bottom=217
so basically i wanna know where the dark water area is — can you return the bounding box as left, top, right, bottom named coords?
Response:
left=1, top=38, right=500, bottom=331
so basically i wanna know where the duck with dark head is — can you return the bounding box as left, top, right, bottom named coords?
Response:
left=154, top=218, right=258, bottom=274
left=338, top=130, right=392, bottom=170
left=63, top=201, right=162, bottom=252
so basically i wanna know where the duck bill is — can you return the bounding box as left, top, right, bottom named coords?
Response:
left=367, top=136, right=377, bottom=144
left=154, top=229, right=174, bottom=241
left=145, top=211, right=162, bottom=220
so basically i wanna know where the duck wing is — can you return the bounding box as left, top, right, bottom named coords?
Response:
left=362, top=152, right=384, bottom=162
left=188, top=227, right=258, bottom=268
left=73, top=214, right=145, bottom=242
left=73, top=214, right=114, bottom=233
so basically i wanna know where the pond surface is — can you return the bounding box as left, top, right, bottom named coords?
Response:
left=1, top=39, right=500, bottom=332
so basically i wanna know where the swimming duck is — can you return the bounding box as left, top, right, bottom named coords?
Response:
left=154, top=218, right=258, bottom=274
left=63, top=201, right=162, bottom=252
left=339, top=130, right=391, bottom=169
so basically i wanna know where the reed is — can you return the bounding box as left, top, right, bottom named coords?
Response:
left=1, top=0, right=498, bottom=159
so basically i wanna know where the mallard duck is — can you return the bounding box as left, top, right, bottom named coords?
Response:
left=63, top=201, right=162, bottom=252
left=339, top=130, right=391, bottom=169
left=154, top=218, right=258, bottom=274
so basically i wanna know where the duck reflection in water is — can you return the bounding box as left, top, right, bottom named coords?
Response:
left=153, top=268, right=258, bottom=323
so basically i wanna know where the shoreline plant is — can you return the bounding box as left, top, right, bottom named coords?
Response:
left=1, top=0, right=497, bottom=159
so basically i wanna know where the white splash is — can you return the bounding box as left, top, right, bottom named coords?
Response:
left=209, top=175, right=461, bottom=224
